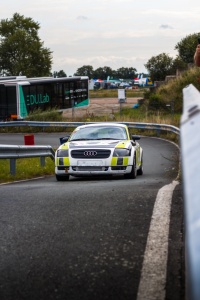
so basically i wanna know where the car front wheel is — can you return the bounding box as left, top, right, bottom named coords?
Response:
left=56, top=174, right=69, bottom=181
left=137, top=156, right=143, bottom=175
left=124, top=156, right=137, bottom=179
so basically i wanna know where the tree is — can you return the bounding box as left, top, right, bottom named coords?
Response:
left=115, top=67, right=137, bottom=79
left=175, top=32, right=200, bottom=64
left=171, top=56, right=187, bottom=74
left=144, top=53, right=174, bottom=81
left=93, top=67, right=104, bottom=79
left=0, top=13, right=52, bottom=77
left=101, top=66, right=113, bottom=79
left=93, top=66, right=113, bottom=80
left=75, top=65, right=138, bottom=80
left=52, top=70, right=67, bottom=77
left=74, top=65, right=94, bottom=78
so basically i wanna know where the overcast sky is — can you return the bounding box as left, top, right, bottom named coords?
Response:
left=1, top=0, right=200, bottom=76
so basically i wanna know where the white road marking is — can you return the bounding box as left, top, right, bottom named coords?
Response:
left=137, top=180, right=179, bottom=300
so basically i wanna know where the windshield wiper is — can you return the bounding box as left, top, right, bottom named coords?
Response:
left=96, top=138, right=120, bottom=140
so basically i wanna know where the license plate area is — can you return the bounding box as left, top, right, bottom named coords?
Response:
left=77, top=160, right=103, bottom=167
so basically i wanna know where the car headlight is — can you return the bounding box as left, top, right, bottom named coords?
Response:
left=113, top=148, right=130, bottom=157
left=56, top=149, right=69, bottom=157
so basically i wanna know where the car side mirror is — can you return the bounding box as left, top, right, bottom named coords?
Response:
left=60, top=135, right=70, bottom=144
left=132, top=135, right=140, bottom=141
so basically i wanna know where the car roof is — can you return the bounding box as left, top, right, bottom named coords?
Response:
left=76, top=123, right=127, bottom=130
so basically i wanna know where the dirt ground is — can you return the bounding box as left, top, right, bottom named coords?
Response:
left=62, top=97, right=139, bottom=119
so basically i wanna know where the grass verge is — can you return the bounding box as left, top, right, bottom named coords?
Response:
left=0, top=157, right=55, bottom=184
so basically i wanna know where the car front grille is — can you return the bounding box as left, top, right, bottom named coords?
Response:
left=71, top=149, right=111, bottom=159
left=72, top=166, right=109, bottom=171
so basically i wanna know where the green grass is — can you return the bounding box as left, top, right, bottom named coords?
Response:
left=0, top=157, right=55, bottom=184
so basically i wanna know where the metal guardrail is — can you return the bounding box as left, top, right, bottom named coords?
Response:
left=181, top=84, right=200, bottom=300
left=0, top=145, right=55, bottom=175
left=0, top=120, right=180, bottom=135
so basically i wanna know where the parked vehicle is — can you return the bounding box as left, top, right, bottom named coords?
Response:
left=0, top=76, right=89, bottom=120
left=134, top=74, right=154, bottom=87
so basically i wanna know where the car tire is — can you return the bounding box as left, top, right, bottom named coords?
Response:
left=137, top=155, right=143, bottom=175
left=124, top=156, right=137, bottom=179
left=56, top=174, right=69, bottom=181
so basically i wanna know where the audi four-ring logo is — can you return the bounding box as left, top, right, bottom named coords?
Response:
left=84, top=151, right=97, bottom=156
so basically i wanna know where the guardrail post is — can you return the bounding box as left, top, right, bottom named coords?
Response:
left=156, top=128, right=161, bottom=136
left=10, top=158, right=16, bottom=175
left=40, top=157, right=45, bottom=167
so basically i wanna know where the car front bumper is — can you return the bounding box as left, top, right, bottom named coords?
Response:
left=55, top=165, right=132, bottom=176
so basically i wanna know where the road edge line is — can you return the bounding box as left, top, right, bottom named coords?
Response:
left=136, top=180, right=179, bottom=300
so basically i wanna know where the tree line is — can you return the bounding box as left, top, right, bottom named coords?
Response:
left=0, top=13, right=199, bottom=81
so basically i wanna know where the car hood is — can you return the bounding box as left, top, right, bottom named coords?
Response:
left=59, top=140, right=130, bottom=150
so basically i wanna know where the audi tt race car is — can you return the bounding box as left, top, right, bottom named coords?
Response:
left=55, top=123, right=143, bottom=181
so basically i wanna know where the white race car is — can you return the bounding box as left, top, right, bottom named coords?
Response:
left=55, top=123, right=143, bottom=181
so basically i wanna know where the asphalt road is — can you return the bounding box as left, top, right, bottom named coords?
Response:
left=0, top=134, right=184, bottom=300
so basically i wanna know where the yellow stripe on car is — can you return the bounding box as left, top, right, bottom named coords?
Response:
left=60, top=143, right=69, bottom=149
left=63, top=157, right=70, bottom=165
left=111, top=157, right=129, bottom=166
left=123, top=157, right=129, bottom=166
left=111, top=157, right=118, bottom=166
left=115, top=141, right=129, bottom=148
left=56, top=157, right=70, bottom=166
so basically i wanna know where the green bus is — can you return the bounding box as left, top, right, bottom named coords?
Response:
left=0, top=76, right=89, bottom=120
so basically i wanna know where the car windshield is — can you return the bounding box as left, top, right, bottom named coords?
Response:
left=70, top=126, right=128, bottom=141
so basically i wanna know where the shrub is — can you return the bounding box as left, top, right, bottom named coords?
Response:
left=148, top=93, right=166, bottom=110
left=151, top=67, right=200, bottom=112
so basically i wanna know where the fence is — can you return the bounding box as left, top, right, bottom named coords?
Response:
left=0, top=145, right=55, bottom=175
left=0, top=120, right=180, bottom=135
